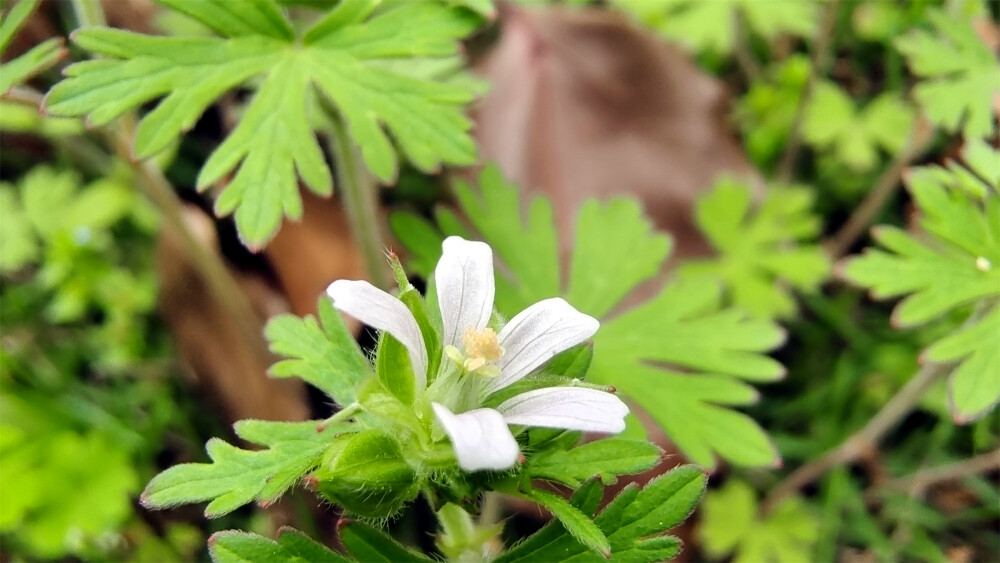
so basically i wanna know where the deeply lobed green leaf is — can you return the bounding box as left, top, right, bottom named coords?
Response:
left=43, top=0, right=480, bottom=247
left=392, top=165, right=784, bottom=468
left=843, top=142, right=1000, bottom=422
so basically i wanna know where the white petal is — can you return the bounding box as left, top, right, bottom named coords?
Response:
left=432, top=403, right=520, bottom=471
left=327, top=279, right=427, bottom=387
left=498, top=387, right=629, bottom=433
left=487, top=298, right=599, bottom=393
left=435, top=236, right=496, bottom=347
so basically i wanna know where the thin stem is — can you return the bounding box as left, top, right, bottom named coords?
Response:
left=105, top=125, right=266, bottom=351
left=326, top=109, right=390, bottom=289
left=825, top=126, right=930, bottom=258
left=762, top=362, right=948, bottom=514
left=763, top=304, right=991, bottom=513
left=70, top=0, right=106, bottom=27
left=776, top=0, right=841, bottom=181
left=867, top=449, right=1000, bottom=500
left=317, top=402, right=363, bottom=430
left=733, top=9, right=762, bottom=83
left=478, top=491, right=504, bottom=528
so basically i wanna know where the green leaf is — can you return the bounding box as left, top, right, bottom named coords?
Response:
left=516, top=486, right=612, bottom=558
left=804, top=83, right=915, bottom=172
left=265, top=297, right=371, bottom=405
left=679, top=178, right=832, bottom=319
left=527, top=439, right=662, bottom=487
left=699, top=479, right=819, bottom=563
left=339, top=520, right=434, bottom=562
left=142, top=420, right=353, bottom=517
left=611, top=0, right=817, bottom=54
left=0, top=188, right=38, bottom=273
left=894, top=9, right=999, bottom=139
left=392, top=165, right=785, bottom=467
left=843, top=143, right=1000, bottom=422
left=209, top=528, right=350, bottom=563
left=498, top=465, right=706, bottom=562
left=0, top=0, right=64, bottom=93
left=44, top=0, right=479, bottom=247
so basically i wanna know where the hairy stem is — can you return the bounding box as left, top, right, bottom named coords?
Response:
left=825, top=125, right=930, bottom=258
left=776, top=0, right=841, bottom=181
left=326, top=110, right=390, bottom=290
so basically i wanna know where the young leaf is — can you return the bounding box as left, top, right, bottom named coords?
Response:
left=43, top=0, right=479, bottom=247
left=209, top=528, right=350, bottom=563
left=338, top=520, right=435, bottom=563
left=803, top=83, right=915, bottom=172
left=526, top=439, right=662, bottom=487
left=265, top=297, right=371, bottom=406
left=497, top=465, right=707, bottom=562
left=516, top=486, right=612, bottom=558
left=843, top=142, right=1000, bottom=422
left=0, top=0, right=65, bottom=94
left=392, top=165, right=785, bottom=467
left=141, top=420, right=353, bottom=517
left=699, top=479, right=819, bottom=563
left=610, top=0, right=817, bottom=55
left=894, top=10, right=999, bottom=139
left=679, top=178, right=831, bottom=319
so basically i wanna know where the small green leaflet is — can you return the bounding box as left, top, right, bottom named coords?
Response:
left=803, top=83, right=915, bottom=172
left=699, top=479, right=819, bottom=563
left=678, top=178, right=831, bottom=319
left=526, top=438, right=662, bottom=487
left=141, top=419, right=353, bottom=517
left=497, top=466, right=706, bottom=562
left=894, top=9, right=999, bottom=139
left=392, top=165, right=784, bottom=468
left=43, top=0, right=480, bottom=248
left=209, top=528, right=350, bottom=563
left=0, top=0, right=65, bottom=94
left=610, top=0, right=817, bottom=54
left=265, top=297, right=371, bottom=406
left=338, top=520, right=435, bottom=563
left=843, top=141, right=1000, bottom=422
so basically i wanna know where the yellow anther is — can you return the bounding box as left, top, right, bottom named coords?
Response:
left=462, top=327, right=504, bottom=363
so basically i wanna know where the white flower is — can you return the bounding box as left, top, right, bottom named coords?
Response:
left=326, top=236, right=629, bottom=471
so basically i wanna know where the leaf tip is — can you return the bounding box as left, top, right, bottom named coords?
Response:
left=303, top=474, right=319, bottom=491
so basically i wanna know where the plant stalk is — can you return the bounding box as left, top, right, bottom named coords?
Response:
left=762, top=302, right=992, bottom=514
left=70, top=0, right=106, bottom=27
left=776, top=0, right=841, bottom=181
left=326, top=110, right=390, bottom=289
left=866, top=448, right=1000, bottom=501
left=825, top=124, right=930, bottom=258
left=106, top=124, right=266, bottom=352
left=762, top=361, right=947, bottom=513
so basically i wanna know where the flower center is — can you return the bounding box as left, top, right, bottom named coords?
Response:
left=462, top=327, right=503, bottom=363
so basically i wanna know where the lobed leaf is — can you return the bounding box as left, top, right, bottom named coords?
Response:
left=679, top=178, right=831, bottom=319
left=265, top=297, right=371, bottom=406
left=498, top=466, right=706, bottom=562
left=43, top=0, right=480, bottom=247
left=392, top=165, right=785, bottom=467
left=842, top=142, right=1000, bottom=422
left=209, top=528, right=349, bottom=563
left=0, top=0, right=65, bottom=94
left=141, top=420, right=353, bottom=517
left=894, top=10, right=999, bottom=139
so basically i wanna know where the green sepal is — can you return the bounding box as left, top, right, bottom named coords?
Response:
left=435, top=503, right=503, bottom=562
left=313, top=430, right=419, bottom=519
left=398, top=285, right=441, bottom=385
left=356, top=378, right=430, bottom=447
left=375, top=331, right=417, bottom=405
left=544, top=342, right=593, bottom=380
